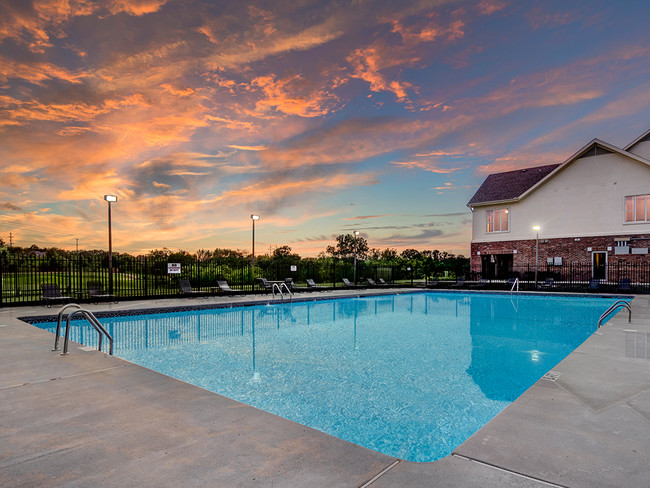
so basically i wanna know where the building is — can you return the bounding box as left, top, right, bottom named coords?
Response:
left=467, top=128, right=650, bottom=279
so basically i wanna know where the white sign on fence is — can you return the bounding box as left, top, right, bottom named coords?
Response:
left=167, top=263, right=181, bottom=274
left=290, top=265, right=297, bottom=272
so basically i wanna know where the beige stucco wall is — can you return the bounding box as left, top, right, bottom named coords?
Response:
left=471, top=152, right=650, bottom=243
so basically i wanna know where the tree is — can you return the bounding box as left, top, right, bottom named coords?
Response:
left=326, top=234, right=369, bottom=260
left=272, top=245, right=293, bottom=258
left=400, top=248, right=421, bottom=261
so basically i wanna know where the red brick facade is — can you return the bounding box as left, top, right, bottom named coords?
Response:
left=471, top=233, right=650, bottom=274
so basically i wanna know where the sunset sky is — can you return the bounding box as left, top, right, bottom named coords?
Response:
left=1, top=0, right=649, bottom=257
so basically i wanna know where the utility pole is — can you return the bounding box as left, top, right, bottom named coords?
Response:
left=9, top=233, right=13, bottom=246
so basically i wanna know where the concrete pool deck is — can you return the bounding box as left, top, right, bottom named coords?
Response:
left=1, top=290, right=649, bottom=487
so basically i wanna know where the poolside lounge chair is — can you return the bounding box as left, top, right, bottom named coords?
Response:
left=216, top=280, right=240, bottom=296
left=305, top=278, right=326, bottom=291
left=469, top=278, right=488, bottom=289
left=342, top=278, right=365, bottom=289
left=41, top=283, right=72, bottom=307
left=256, top=278, right=273, bottom=293
left=179, top=279, right=208, bottom=298
left=378, top=278, right=390, bottom=286
left=284, top=278, right=298, bottom=292
left=587, top=278, right=601, bottom=292
left=87, top=281, right=117, bottom=303
left=451, top=277, right=466, bottom=288
left=617, top=278, right=632, bottom=293
left=366, top=278, right=388, bottom=288
left=539, top=278, right=555, bottom=289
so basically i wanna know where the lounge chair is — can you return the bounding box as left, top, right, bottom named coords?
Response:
left=451, top=277, right=466, bottom=288
left=617, top=278, right=632, bottom=293
left=284, top=278, right=298, bottom=292
left=87, top=281, right=117, bottom=303
left=216, top=280, right=240, bottom=296
left=256, top=278, right=273, bottom=293
left=179, top=279, right=208, bottom=298
left=539, top=278, right=555, bottom=289
left=469, top=278, right=488, bottom=289
left=425, top=279, right=438, bottom=288
left=342, top=278, right=364, bottom=289
left=41, top=283, right=72, bottom=307
left=587, top=278, right=601, bottom=292
left=378, top=278, right=390, bottom=286
left=366, top=278, right=388, bottom=287
left=306, top=279, right=326, bottom=291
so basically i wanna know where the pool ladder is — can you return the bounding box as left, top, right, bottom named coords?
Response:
left=53, top=303, right=114, bottom=355
left=272, top=283, right=294, bottom=300
left=597, top=300, right=631, bottom=329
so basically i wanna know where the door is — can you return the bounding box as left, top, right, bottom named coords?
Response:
left=592, top=251, right=607, bottom=280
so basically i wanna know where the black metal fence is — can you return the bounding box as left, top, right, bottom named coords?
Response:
left=0, top=254, right=427, bottom=306
left=468, top=261, right=650, bottom=293
left=2, top=253, right=647, bottom=307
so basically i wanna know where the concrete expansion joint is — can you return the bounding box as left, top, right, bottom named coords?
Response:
left=359, top=459, right=400, bottom=487
left=451, top=453, right=571, bottom=488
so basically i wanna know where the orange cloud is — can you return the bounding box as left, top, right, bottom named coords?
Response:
left=252, top=74, right=341, bottom=117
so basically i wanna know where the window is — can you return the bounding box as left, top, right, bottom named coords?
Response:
left=486, top=208, right=509, bottom=233
left=625, top=195, right=649, bottom=222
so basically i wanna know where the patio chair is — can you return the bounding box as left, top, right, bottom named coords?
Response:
left=469, top=278, right=488, bottom=289
left=179, top=279, right=208, bottom=299
left=366, top=278, right=387, bottom=288
left=41, top=283, right=72, bottom=307
left=587, top=278, right=601, bottom=292
left=617, top=278, right=632, bottom=293
left=305, top=278, right=326, bottom=291
left=256, top=278, right=273, bottom=293
left=284, top=277, right=298, bottom=292
left=539, top=278, right=555, bottom=289
left=378, top=278, right=391, bottom=286
left=87, top=281, right=118, bottom=303
left=216, top=280, right=240, bottom=296
left=342, top=278, right=364, bottom=289
left=451, top=277, right=466, bottom=288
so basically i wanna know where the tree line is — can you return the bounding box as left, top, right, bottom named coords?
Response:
left=0, top=234, right=470, bottom=278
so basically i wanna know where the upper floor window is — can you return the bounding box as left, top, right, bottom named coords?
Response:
left=486, top=208, right=509, bottom=233
left=625, top=195, right=649, bottom=222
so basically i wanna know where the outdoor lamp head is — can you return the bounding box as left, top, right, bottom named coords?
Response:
left=251, top=214, right=260, bottom=221
left=533, top=225, right=540, bottom=231
left=354, top=231, right=359, bottom=236
left=104, top=195, right=117, bottom=203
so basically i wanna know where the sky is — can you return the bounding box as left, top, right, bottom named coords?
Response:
left=1, top=0, right=649, bottom=258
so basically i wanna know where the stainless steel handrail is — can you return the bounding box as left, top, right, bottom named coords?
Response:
left=272, top=283, right=294, bottom=300
left=55, top=304, right=114, bottom=355
left=53, top=303, right=83, bottom=351
left=510, top=278, right=519, bottom=293
left=597, top=300, right=631, bottom=329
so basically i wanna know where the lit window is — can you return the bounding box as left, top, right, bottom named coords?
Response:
left=486, top=208, right=509, bottom=233
left=625, top=195, right=649, bottom=222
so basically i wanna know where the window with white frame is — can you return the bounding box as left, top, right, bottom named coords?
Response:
left=486, top=208, right=509, bottom=233
left=625, top=194, right=649, bottom=222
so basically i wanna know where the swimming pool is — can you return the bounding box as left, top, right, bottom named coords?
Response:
left=31, top=292, right=618, bottom=462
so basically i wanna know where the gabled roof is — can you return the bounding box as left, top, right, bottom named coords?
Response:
left=624, top=128, right=650, bottom=151
left=468, top=136, right=650, bottom=207
left=467, top=164, right=560, bottom=206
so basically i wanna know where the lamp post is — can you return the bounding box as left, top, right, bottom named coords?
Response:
left=250, top=214, right=260, bottom=286
left=104, top=195, right=117, bottom=295
left=353, top=231, right=359, bottom=284
left=533, top=225, right=540, bottom=288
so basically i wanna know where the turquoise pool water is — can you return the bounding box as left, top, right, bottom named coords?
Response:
left=32, top=292, right=618, bottom=462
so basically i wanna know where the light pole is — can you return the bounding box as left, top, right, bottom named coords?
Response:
left=533, top=225, right=540, bottom=288
left=353, top=231, right=359, bottom=284
left=251, top=214, right=260, bottom=286
left=104, top=195, right=117, bottom=295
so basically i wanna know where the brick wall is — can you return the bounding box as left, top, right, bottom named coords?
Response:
left=470, top=233, right=650, bottom=273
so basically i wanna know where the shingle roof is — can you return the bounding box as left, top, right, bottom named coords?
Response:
left=467, top=163, right=560, bottom=206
